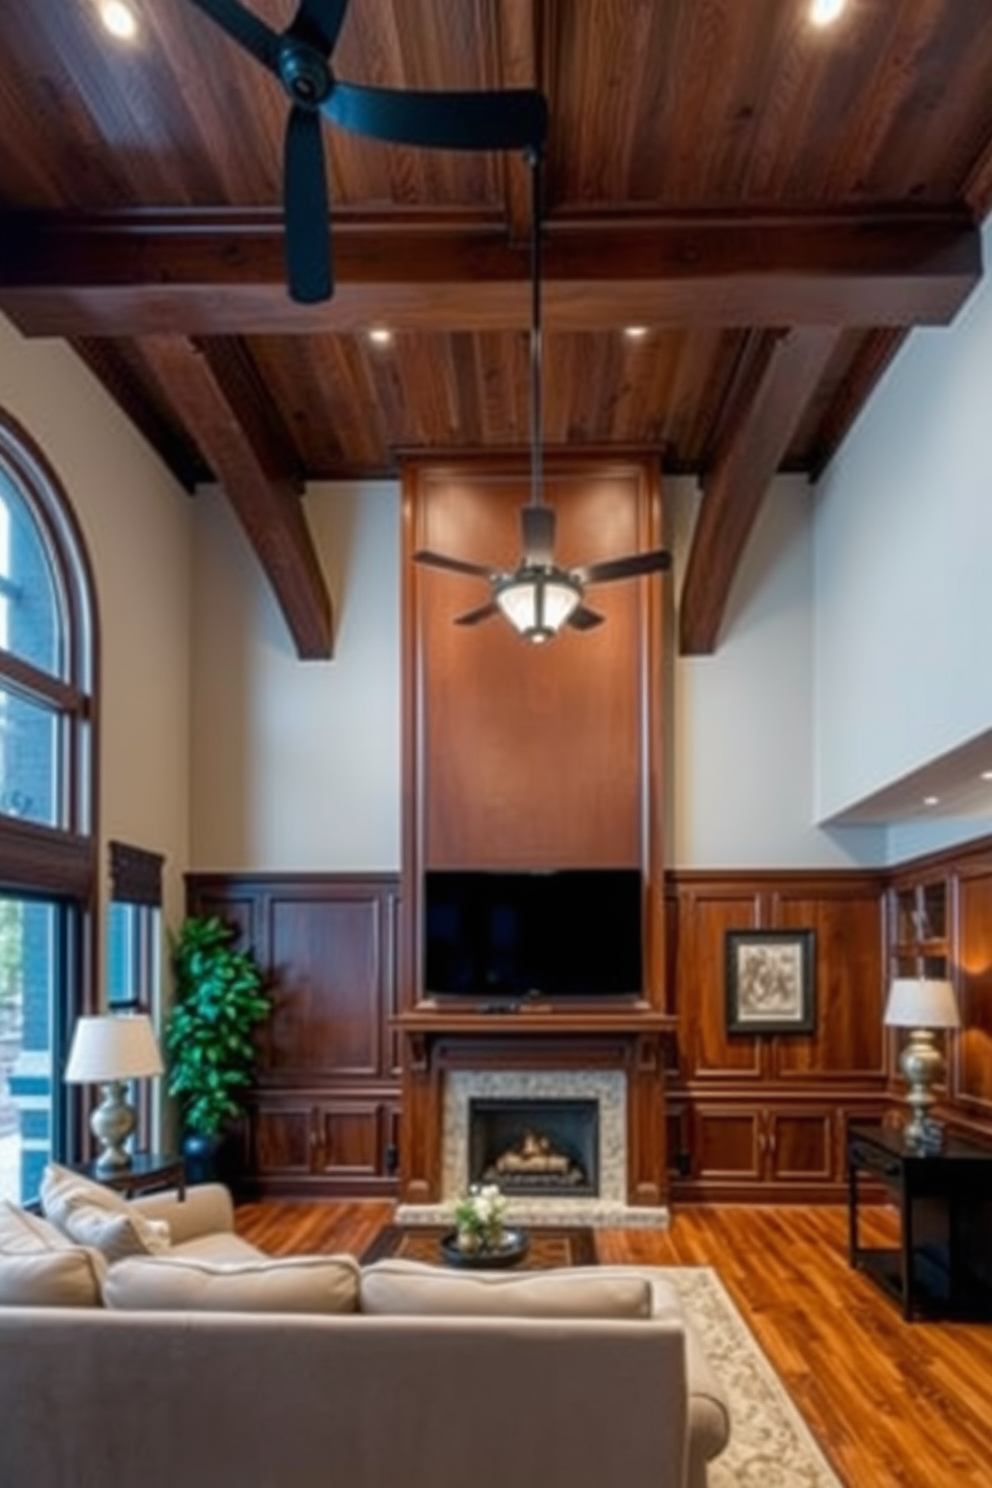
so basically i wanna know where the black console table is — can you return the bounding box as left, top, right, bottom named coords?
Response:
left=848, top=1124, right=992, bottom=1321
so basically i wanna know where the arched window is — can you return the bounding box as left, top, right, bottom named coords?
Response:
left=0, top=412, right=97, bottom=1204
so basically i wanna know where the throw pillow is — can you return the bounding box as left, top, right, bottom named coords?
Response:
left=103, top=1253, right=361, bottom=1314
left=40, top=1163, right=171, bottom=1260
left=359, top=1258, right=652, bottom=1319
left=0, top=1199, right=71, bottom=1253
left=0, top=1199, right=105, bottom=1307
left=56, top=1201, right=171, bottom=1265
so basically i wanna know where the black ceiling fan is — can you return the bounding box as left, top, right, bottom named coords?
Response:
left=413, top=155, right=671, bottom=644
left=186, top=0, right=549, bottom=303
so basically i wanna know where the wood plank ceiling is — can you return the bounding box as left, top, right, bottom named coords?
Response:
left=0, top=0, right=990, bottom=657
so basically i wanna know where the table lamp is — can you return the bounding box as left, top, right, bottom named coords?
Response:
left=883, top=977, right=960, bottom=1148
left=64, top=1013, right=164, bottom=1170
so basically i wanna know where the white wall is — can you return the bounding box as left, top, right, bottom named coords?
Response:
left=0, top=316, right=192, bottom=955
left=189, top=480, right=401, bottom=871
left=670, top=474, right=884, bottom=868
left=814, top=219, right=992, bottom=822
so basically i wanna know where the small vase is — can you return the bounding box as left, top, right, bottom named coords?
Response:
left=455, top=1227, right=481, bottom=1255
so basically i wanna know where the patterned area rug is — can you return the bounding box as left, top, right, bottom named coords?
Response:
left=360, top=1233, right=841, bottom=1486
left=360, top=1223, right=597, bottom=1269
left=664, top=1268, right=843, bottom=1488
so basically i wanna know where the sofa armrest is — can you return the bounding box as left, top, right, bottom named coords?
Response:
left=130, top=1185, right=235, bottom=1245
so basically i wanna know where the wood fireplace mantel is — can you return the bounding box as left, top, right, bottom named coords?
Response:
left=395, top=1006, right=677, bottom=1208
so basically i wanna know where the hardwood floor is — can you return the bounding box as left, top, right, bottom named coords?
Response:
left=234, top=1199, right=992, bottom=1488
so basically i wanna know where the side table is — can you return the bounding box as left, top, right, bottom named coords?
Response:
left=70, top=1151, right=186, bottom=1200
left=848, top=1123, right=992, bottom=1321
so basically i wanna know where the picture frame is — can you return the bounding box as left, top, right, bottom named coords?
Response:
left=725, top=929, right=816, bottom=1035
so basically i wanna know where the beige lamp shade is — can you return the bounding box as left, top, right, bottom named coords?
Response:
left=883, top=977, right=960, bottom=1030
left=65, top=1013, right=164, bottom=1083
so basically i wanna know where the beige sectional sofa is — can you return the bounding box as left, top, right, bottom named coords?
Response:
left=0, top=1177, right=730, bottom=1488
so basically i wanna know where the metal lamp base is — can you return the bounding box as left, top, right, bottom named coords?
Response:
left=900, top=1030, right=945, bottom=1150
left=90, top=1080, right=137, bottom=1170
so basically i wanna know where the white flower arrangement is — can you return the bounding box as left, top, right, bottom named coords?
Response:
left=453, top=1182, right=507, bottom=1249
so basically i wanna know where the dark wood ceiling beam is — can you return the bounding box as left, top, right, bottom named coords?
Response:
left=808, top=327, right=909, bottom=481
left=0, top=209, right=978, bottom=337
left=679, top=327, right=840, bottom=657
left=142, top=336, right=334, bottom=660
left=71, top=338, right=209, bottom=492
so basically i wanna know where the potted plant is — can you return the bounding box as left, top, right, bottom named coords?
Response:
left=165, top=914, right=270, bottom=1186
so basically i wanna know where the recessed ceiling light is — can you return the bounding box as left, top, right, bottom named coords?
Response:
left=982, top=770, right=992, bottom=781
left=368, top=327, right=393, bottom=347
left=810, top=0, right=846, bottom=25
left=923, top=795, right=940, bottom=808
left=624, top=326, right=649, bottom=340
left=99, top=1, right=138, bottom=39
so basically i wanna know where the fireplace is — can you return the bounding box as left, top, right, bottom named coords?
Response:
left=396, top=1013, right=671, bottom=1227
left=469, top=1097, right=599, bottom=1198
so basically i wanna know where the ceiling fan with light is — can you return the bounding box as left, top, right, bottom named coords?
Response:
left=185, top=0, right=549, bottom=303
left=413, top=157, right=672, bottom=644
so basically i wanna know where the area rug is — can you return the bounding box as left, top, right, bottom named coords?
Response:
left=360, top=1223, right=597, bottom=1270
left=665, top=1268, right=843, bottom=1488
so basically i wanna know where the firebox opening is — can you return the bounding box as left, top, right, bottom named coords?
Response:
left=468, top=1097, right=599, bottom=1198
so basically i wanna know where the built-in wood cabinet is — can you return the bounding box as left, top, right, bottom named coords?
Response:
left=186, top=873, right=401, bottom=1198
left=668, top=871, right=890, bottom=1201
left=889, top=875, right=949, bottom=980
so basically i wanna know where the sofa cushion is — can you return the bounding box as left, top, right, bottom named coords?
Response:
left=360, top=1258, right=652, bottom=1319
left=40, top=1163, right=171, bottom=1262
left=103, top=1253, right=361, bottom=1314
left=0, top=1199, right=104, bottom=1307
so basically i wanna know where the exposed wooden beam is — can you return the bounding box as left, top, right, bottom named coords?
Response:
left=809, top=328, right=909, bottom=481
left=71, top=338, right=210, bottom=492
left=679, top=327, right=840, bottom=656
left=0, top=208, right=978, bottom=337
left=142, top=336, right=334, bottom=660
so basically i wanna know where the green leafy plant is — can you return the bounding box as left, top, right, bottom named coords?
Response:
left=165, top=915, right=270, bottom=1137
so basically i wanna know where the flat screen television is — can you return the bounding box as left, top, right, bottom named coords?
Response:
left=423, top=868, right=643, bottom=1001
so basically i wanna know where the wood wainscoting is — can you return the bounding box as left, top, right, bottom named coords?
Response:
left=187, top=873, right=401, bottom=1199
left=188, top=835, right=992, bottom=1202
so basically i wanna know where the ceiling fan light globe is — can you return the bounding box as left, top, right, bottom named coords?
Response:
left=495, top=569, right=581, bottom=642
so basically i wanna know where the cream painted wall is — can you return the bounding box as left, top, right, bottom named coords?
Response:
left=0, top=315, right=192, bottom=964
left=189, top=480, right=401, bottom=870
left=813, top=219, right=992, bottom=822
left=670, top=474, right=884, bottom=868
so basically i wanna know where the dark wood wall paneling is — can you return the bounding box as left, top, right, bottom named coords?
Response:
left=187, top=874, right=400, bottom=1199
left=667, top=872, right=889, bottom=1202
left=188, top=834, right=992, bottom=1204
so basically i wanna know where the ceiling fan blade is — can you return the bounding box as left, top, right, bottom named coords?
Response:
left=455, top=601, right=501, bottom=627
left=521, top=505, right=556, bottom=566
left=186, top=0, right=282, bottom=72
left=325, top=83, right=548, bottom=152
left=289, top=0, right=349, bottom=54
left=567, top=605, right=605, bottom=632
left=284, top=106, right=332, bottom=303
left=576, top=549, right=673, bottom=586
left=412, top=549, right=494, bottom=579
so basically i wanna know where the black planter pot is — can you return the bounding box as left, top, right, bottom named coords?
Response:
left=181, top=1131, right=228, bottom=1187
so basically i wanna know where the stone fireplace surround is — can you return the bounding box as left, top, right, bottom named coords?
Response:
left=395, top=1013, right=672, bottom=1229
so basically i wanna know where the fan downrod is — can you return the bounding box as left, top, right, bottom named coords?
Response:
left=278, top=39, right=333, bottom=108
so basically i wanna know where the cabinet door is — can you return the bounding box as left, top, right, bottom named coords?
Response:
left=313, top=1101, right=400, bottom=1181
left=765, top=1108, right=833, bottom=1183
left=250, top=1098, right=318, bottom=1178
left=692, top=1107, right=763, bottom=1182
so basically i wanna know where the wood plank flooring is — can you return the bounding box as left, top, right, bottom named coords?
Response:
left=234, top=1200, right=992, bottom=1488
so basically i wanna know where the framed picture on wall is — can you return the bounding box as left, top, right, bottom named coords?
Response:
left=725, top=929, right=816, bottom=1035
